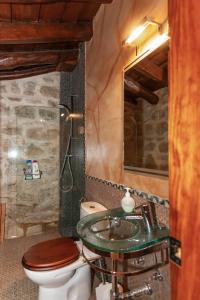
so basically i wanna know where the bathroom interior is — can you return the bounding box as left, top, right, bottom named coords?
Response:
left=0, top=0, right=199, bottom=299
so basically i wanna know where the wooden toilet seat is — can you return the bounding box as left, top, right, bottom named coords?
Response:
left=22, top=237, right=80, bottom=271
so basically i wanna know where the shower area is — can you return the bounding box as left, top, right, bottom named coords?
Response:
left=0, top=45, right=85, bottom=241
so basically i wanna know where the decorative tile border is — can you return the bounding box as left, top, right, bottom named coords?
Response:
left=86, top=175, right=169, bottom=208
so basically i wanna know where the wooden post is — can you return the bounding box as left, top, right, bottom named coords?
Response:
left=0, top=203, right=6, bottom=243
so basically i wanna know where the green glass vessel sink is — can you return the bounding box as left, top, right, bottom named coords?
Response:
left=77, top=207, right=169, bottom=253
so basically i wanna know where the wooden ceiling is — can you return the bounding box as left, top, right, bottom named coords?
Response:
left=0, top=0, right=112, bottom=79
left=125, top=43, right=168, bottom=105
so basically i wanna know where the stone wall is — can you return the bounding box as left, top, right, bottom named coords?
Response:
left=0, top=73, right=60, bottom=239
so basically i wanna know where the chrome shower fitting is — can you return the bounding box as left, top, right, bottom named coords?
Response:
left=117, top=269, right=164, bottom=299
left=153, top=269, right=164, bottom=281
left=118, top=282, right=153, bottom=299
left=58, top=103, right=73, bottom=193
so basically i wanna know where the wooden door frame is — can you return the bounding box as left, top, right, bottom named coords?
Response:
left=169, top=0, right=200, bottom=299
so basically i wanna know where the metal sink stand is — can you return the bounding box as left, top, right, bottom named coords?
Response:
left=81, top=240, right=169, bottom=300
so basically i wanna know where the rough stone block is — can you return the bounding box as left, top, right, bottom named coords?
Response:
left=46, top=221, right=58, bottom=229
left=15, top=106, right=35, bottom=119
left=144, top=123, right=154, bottom=136
left=26, top=144, right=44, bottom=157
left=159, top=142, right=168, bottom=153
left=40, top=86, right=59, bottom=99
left=2, top=127, right=21, bottom=135
left=0, top=103, right=11, bottom=114
left=23, top=81, right=36, bottom=96
left=10, top=82, right=21, bottom=94
left=47, top=129, right=59, bottom=139
left=26, top=224, right=42, bottom=236
left=144, top=142, right=155, bottom=151
left=48, top=99, right=58, bottom=107
left=26, top=128, right=44, bottom=140
left=43, top=76, right=54, bottom=83
left=39, top=108, right=58, bottom=121
left=156, top=122, right=168, bottom=136
left=151, top=110, right=159, bottom=121
left=0, top=84, right=7, bottom=93
left=8, top=97, right=22, bottom=102
left=144, top=154, right=157, bottom=169
left=16, top=192, right=35, bottom=206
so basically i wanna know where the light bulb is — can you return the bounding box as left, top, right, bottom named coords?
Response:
left=125, top=24, right=148, bottom=45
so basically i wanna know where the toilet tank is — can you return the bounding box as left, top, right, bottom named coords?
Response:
left=80, top=201, right=107, bottom=219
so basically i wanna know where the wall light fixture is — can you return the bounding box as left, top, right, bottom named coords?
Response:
left=124, top=16, right=161, bottom=46
left=123, top=16, right=169, bottom=49
left=142, top=32, right=169, bottom=54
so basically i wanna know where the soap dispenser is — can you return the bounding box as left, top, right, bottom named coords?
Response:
left=121, top=188, right=135, bottom=213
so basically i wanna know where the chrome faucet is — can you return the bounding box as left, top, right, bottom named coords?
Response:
left=141, top=204, right=153, bottom=233
left=124, top=202, right=158, bottom=233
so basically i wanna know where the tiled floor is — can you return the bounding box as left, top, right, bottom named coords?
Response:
left=0, top=230, right=60, bottom=300
left=0, top=230, right=170, bottom=300
left=0, top=230, right=97, bottom=300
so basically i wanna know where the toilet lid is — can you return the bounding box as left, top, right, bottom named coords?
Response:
left=22, top=237, right=80, bottom=271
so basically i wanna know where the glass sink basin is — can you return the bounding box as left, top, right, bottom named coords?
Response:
left=90, top=216, right=139, bottom=241
left=77, top=207, right=169, bottom=253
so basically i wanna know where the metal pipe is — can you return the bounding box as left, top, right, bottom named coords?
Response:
left=111, top=257, right=119, bottom=300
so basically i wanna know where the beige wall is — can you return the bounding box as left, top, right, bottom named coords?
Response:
left=85, top=0, right=168, bottom=198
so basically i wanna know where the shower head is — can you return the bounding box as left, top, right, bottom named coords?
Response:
left=58, top=103, right=71, bottom=121
left=58, top=103, right=71, bottom=112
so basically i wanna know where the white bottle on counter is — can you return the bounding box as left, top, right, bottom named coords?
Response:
left=32, top=160, right=40, bottom=179
left=121, top=188, right=135, bottom=213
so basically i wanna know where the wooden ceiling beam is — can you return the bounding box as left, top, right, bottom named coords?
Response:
left=0, top=48, right=78, bottom=79
left=0, top=42, right=79, bottom=53
left=0, top=0, right=112, bottom=3
left=134, top=59, right=166, bottom=83
left=124, top=76, right=159, bottom=105
left=0, top=0, right=113, bottom=78
left=0, top=59, right=77, bottom=79
left=0, top=22, right=92, bottom=44
left=0, top=49, right=79, bottom=70
left=0, top=66, right=57, bottom=80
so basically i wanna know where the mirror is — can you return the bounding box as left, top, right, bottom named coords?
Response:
left=124, top=43, right=168, bottom=176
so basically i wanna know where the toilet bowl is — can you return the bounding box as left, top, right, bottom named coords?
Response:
left=22, top=237, right=99, bottom=300
left=22, top=201, right=107, bottom=300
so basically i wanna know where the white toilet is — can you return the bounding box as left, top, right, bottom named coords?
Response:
left=22, top=201, right=107, bottom=300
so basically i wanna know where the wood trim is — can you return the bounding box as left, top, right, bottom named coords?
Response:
left=0, top=203, right=6, bottom=243
left=0, top=22, right=92, bottom=44
left=0, top=0, right=112, bottom=3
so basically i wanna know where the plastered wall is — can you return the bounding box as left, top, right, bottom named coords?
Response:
left=85, top=0, right=168, bottom=198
